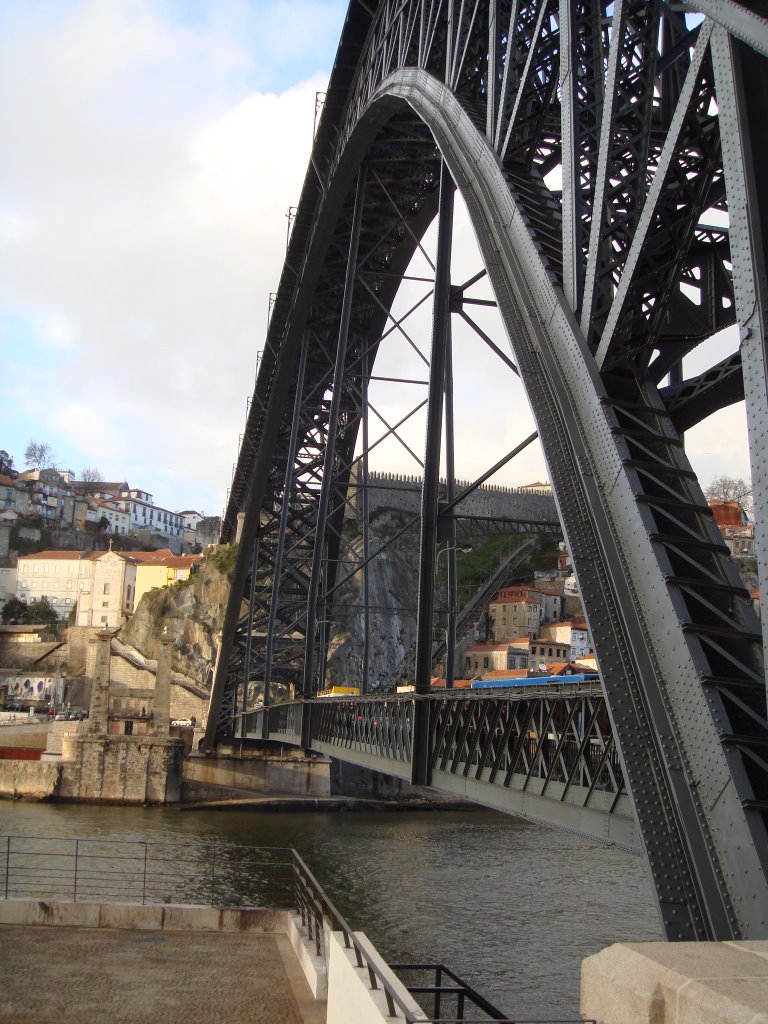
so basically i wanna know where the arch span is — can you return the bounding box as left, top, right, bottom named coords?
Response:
left=206, top=1, right=768, bottom=942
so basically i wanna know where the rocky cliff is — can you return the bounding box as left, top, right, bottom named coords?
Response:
left=119, top=548, right=236, bottom=689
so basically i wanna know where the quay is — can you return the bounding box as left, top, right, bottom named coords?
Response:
left=1, top=835, right=767, bottom=1024
left=1, top=904, right=324, bottom=1024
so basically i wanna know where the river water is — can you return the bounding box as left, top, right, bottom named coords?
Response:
left=0, top=801, right=663, bottom=1019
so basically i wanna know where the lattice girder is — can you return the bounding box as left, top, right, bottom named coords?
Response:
left=206, top=0, right=768, bottom=940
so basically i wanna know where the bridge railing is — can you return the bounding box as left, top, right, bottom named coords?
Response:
left=238, top=687, right=625, bottom=802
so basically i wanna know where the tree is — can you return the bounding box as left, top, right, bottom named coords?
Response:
left=0, top=449, right=15, bottom=476
left=24, top=441, right=55, bottom=470
left=25, top=597, right=59, bottom=625
left=704, top=475, right=753, bottom=518
left=2, top=597, right=28, bottom=624
left=80, top=465, right=103, bottom=494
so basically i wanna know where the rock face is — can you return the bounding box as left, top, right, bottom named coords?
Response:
left=324, top=508, right=420, bottom=692
left=119, top=553, right=233, bottom=690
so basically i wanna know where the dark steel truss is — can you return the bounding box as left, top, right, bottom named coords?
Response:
left=206, top=0, right=768, bottom=941
left=238, top=686, right=637, bottom=849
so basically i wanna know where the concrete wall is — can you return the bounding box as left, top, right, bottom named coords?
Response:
left=59, top=735, right=184, bottom=804
left=326, top=930, right=424, bottom=1024
left=581, top=941, right=768, bottom=1024
left=0, top=723, right=51, bottom=750
left=182, top=753, right=331, bottom=801
left=330, top=759, right=468, bottom=804
left=0, top=899, right=292, bottom=934
left=0, top=760, right=60, bottom=800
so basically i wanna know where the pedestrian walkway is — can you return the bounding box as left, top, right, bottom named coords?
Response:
left=0, top=910, right=325, bottom=1024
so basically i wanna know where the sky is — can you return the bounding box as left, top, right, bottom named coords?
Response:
left=0, top=0, right=752, bottom=519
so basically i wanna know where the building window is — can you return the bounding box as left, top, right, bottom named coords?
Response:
left=103, top=583, right=110, bottom=595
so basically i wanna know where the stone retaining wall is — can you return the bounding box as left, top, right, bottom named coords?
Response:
left=362, top=471, right=557, bottom=524
left=0, top=760, right=60, bottom=800
left=183, top=753, right=331, bottom=800
left=59, top=735, right=184, bottom=804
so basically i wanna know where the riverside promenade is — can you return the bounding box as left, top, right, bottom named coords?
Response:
left=0, top=903, right=324, bottom=1024
left=2, top=835, right=767, bottom=1024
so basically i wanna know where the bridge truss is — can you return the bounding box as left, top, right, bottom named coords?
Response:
left=205, top=0, right=768, bottom=941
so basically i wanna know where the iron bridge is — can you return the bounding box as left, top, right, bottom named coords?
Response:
left=236, top=684, right=637, bottom=850
left=205, top=0, right=768, bottom=944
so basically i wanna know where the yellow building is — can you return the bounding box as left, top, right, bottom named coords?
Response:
left=132, top=550, right=204, bottom=609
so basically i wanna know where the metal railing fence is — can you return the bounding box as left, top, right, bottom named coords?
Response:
left=0, top=834, right=591, bottom=1024
left=0, top=834, right=295, bottom=908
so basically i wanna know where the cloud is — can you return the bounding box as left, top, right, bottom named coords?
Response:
left=0, top=0, right=750, bottom=517
left=0, top=0, right=338, bottom=511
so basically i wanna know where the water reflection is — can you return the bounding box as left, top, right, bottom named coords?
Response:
left=0, top=802, right=663, bottom=1018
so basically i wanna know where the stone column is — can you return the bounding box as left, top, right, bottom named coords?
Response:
left=87, top=629, right=115, bottom=734
left=152, top=636, right=173, bottom=735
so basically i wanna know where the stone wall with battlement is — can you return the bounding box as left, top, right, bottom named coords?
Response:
left=355, top=471, right=558, bottom=526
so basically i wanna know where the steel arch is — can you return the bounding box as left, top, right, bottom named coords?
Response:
left=206, top=1, right=768, bottom=941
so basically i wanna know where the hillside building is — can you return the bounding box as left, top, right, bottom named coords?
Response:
left=15, top=547, right=202, bottom=625
left=488, top=588, right=541, bottom=640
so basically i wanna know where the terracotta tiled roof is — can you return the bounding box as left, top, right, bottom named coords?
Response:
left=18, top=550, right=90, bottom=561
left=463, top=642, right=515, bottom=653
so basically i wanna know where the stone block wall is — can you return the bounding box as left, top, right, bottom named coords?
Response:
left=88, top=648, right=206, bottom=722
left=59, top=735, right=184, bottom=804
left=182, top=753, right=330, bottom=800
left=66, top=626, right=99, bottom=674
left=362, top=471, right=557, bottom=524
left=0, top=760, right=60, bottom=800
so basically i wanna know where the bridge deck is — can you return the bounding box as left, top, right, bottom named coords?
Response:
left=239, top=686, right=640, bottom=852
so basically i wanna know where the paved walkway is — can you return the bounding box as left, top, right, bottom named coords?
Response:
left=0, top=925, right=326, bottom=1024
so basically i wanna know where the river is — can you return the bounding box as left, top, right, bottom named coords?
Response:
left=0, top=801, right=663, bottom=1019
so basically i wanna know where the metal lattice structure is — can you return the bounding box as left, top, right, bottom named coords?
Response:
left=205, top=0, right=768, bottom=941
left=241, top=684, right=637, bottom=849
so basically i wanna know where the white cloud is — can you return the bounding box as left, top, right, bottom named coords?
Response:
left=0, top=0, right=750, bottom=517
left=0, top=0, right=332, bottom=511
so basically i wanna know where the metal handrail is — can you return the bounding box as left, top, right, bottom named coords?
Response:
left=291, top=850, right=423, bottom=1020
left=0, top=834, right=592, bottom=1024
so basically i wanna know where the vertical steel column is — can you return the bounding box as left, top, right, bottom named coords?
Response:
left=240, top=540, right=260, bottom=728
left=302, top=167, right=367, bottom=733
left=361, top=347, right=371, bottom=694
left=262, top=332, right=310, bottom=737
left=444, top=308, right=457, bottom=690
left=412, top=162, right=455, bottom=785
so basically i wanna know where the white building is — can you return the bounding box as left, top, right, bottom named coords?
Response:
left=76, top=549, right=138, bottom=627
left=90, top=499, right=131, bottom=535
left=0, top=565, right=17, bottom=616
left=118, top=489, right=184, bottom=544
left=16, top=550, right=94, bottom=620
